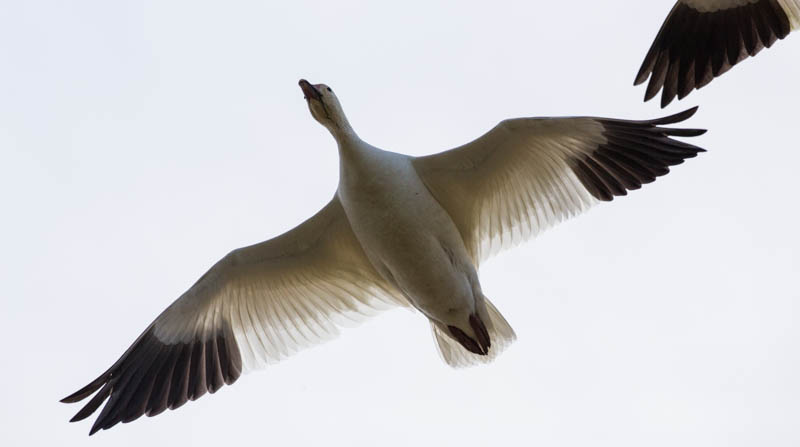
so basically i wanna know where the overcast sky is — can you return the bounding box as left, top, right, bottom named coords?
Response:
left=2, top=1, right=799, bottom=446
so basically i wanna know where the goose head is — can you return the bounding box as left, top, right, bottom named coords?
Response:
left=299, top=79, right=354, bottom=138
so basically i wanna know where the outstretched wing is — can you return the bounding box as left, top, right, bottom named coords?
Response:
left=61, top=197, right=405, bottom=435
left=413, top=108, right=706, bottom=265
left=635, top=0, right=800, bottom=107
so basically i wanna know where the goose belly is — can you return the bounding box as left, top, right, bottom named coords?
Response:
left=338, top=162, right=475, bottom=315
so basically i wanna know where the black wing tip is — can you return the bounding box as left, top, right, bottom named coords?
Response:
left=574, top=111, right=707, bottom=202
left=649, top=106, right=700, bottom=125
left=62, top=393, right=89, bottom=405
left=643, top=82, right=661, bottom=103
left=70, top=414, right=87, bottom=423
left=634, top=64, right=652, bottom=86
left=682, top=105, right=699, bottom=117
left=61, top=375, right=107, bottom=404
left=659, top=94, right=673, bottom=108
left=64, top=324, right=243, bottom=435
left=637, top=0, right=794, bottom=107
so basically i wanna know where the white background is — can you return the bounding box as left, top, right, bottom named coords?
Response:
left=2, top=1, right=799, bottom=446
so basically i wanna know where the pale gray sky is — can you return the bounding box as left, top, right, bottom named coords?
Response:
left=2, top=1, right=799, bottom=446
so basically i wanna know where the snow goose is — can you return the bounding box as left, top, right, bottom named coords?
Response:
left=62, top=79, right=706, bottom=435
left=635, top=0, right=800, bottom=107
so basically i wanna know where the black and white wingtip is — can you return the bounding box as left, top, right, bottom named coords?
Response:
left=61, top=325, right=242, bottom=436
left=571, top=107, right=706, bottom=203
left=635, top=0, right=800, bottom=108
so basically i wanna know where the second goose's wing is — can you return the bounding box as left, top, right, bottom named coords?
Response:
left=635, top=0, right=800, bottom=107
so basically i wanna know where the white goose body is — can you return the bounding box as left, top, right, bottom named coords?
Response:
left=337, top=140, right=488, bottom=344
left=62, top=79, right=707, bottom=435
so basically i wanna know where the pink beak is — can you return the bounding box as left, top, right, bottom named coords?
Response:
left=298, top=79, right=321, bottom=101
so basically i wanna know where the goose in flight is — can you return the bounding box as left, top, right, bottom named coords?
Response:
left=62, top=79, right=706, bottom=435
left=635, top=0, right=800, bottom=107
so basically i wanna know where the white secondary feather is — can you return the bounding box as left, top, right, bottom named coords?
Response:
left=681, top=0, right=800, bottom=24
left=152, top=197, right=407, bottom=371
left=682, top=0, right=760, bottom=12
left=414, top=118, right=605, bottom=265
left=781, top=0, right=800, bottom=26
left=680, top=0, right=800, bottom=26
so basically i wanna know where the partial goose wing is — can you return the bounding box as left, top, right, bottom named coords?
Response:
left=635, top=0, right=800, bottom=107
left=413, top=108, right=706, bottom=265
left=61, top=197, right=405, bottom=435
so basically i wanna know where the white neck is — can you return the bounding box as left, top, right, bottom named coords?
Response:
left=335, top=127, right=369, bottom=162
left=329, top=119, right=358, bottom=142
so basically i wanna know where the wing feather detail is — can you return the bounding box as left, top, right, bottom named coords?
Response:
left=636, top=0, right=799, bottom=107
left=62, top=197, right=405, bottom=434
left=413, top=108, right=706, bottom=265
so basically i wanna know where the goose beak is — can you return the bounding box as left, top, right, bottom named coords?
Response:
left=299, top=79, right=322, bottom=101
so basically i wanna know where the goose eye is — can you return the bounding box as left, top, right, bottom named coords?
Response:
left=327, top=87, right=332, bottom=92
